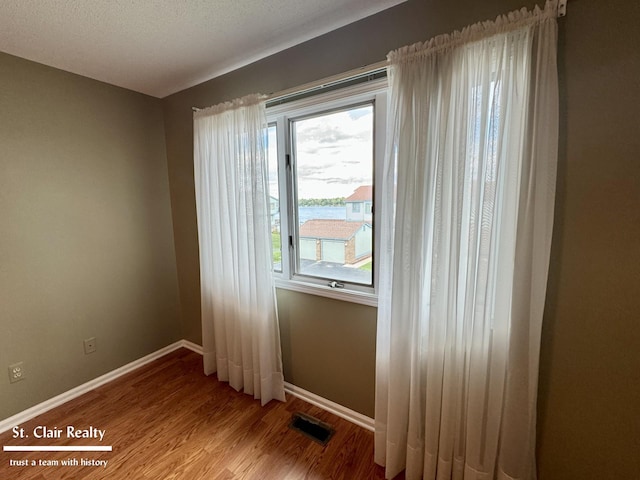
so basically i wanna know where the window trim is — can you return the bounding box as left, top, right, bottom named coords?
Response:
left=267, top=123, right=283, bottom=273
left=267, top=78, right=387, bottom=306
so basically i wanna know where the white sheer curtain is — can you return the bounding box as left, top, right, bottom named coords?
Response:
left=194, top=94, right=285, bottom=406
left=375, top=2, right=559, bottom=479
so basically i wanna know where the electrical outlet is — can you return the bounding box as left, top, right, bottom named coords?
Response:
left=84, top=337, right=97, bottom=354
left=8, top=362, right=25, bottom=383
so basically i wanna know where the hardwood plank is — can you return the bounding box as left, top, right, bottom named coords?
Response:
left=1, top=348, right=401, bottom=479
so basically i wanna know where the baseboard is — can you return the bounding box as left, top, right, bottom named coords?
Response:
left=284, top=382, right=374, bottom=432
left=0, top=340, right=193, bottom=434
left=180, top=339, right=203, bottom=355
left=184, top=345, right=374, bottom=431
left=0, top=339, right=375, bottom=435
left=182, top=340, right=375, bottom=432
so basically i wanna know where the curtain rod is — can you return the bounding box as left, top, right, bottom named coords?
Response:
left=192, top=60, right=387, bottom=112
left=558, top=0, right=567, bottom=17
left=265, top=60, right=388, bottom=105
left=192, top=0, right=568, bottom=112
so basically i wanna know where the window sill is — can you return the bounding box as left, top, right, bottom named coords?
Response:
left=273, top=278, right=378, bottom=307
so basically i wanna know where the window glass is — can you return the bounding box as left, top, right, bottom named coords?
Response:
left=266, top=124, right=281, bottom=272
left=291, top=104, right=374, bottom=285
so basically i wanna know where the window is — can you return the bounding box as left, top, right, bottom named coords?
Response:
left=266, top=80, right=386, bottom=305
left=267, top=124, right=281, bottom=272
left=365, top=203, right=372, bottom=215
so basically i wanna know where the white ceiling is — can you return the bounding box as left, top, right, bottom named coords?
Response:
left=0, top=0, right=405, bottom=98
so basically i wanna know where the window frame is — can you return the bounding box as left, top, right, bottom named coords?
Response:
left=267, top=79, right=387, bottom=307
left=266, top=123, right=283, bottom=273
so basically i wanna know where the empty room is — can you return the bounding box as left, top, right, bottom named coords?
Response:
left=1, top=0, right=638, bottom=479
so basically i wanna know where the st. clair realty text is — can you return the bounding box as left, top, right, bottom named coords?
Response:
left=12, top=426, right=105, bottom=442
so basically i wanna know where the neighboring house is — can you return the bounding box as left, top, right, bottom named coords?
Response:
left=299, top=219, right=372, bottom=264
left=345, top=185, right=373, bottom=222
left=269, top=196, right=279, bottom=216
left=269, top=196, right=280, bottom=230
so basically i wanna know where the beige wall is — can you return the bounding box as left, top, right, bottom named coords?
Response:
left=537, top=1, right=640, bottom=477
left=277, top=289, right=377, bottom=416
left=0, top=52, right=182, bottom=420
left=163, top=0, right=640, bottom=478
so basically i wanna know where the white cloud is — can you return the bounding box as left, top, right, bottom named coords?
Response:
left=266, top=105, right=374, bottom=200
left=295, top=106, right=373, bottom=198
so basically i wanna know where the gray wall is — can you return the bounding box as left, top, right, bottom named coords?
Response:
left=163, top=0, right=640, bottom=478
left=0, top=52, right=182, bottom=420
left=277, top=289, right=377, bottom=416
left=537, top=1, right=640, bottom=478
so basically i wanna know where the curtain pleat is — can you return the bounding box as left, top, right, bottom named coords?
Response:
left=375, top=1, right=558, bottom=479
left=194, top=94, right=285, bottom=406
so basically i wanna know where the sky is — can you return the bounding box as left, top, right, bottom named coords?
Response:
left=267, top=104, right=373, bottom=200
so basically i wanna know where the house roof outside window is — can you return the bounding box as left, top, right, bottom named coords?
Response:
left=345, top=185, right=372, bottom=202
left=299, top=219, right=369, bottom=240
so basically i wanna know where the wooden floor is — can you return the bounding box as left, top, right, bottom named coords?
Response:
left=0, top=348, right=400, bottom=479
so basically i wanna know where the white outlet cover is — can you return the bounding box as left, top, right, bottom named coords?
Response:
left=84, top=337, right=97, bottom=354
left=9, top=362, right=25, bottom=383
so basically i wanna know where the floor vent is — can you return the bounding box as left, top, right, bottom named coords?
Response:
left=289, top=412, right=335, bottom=446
